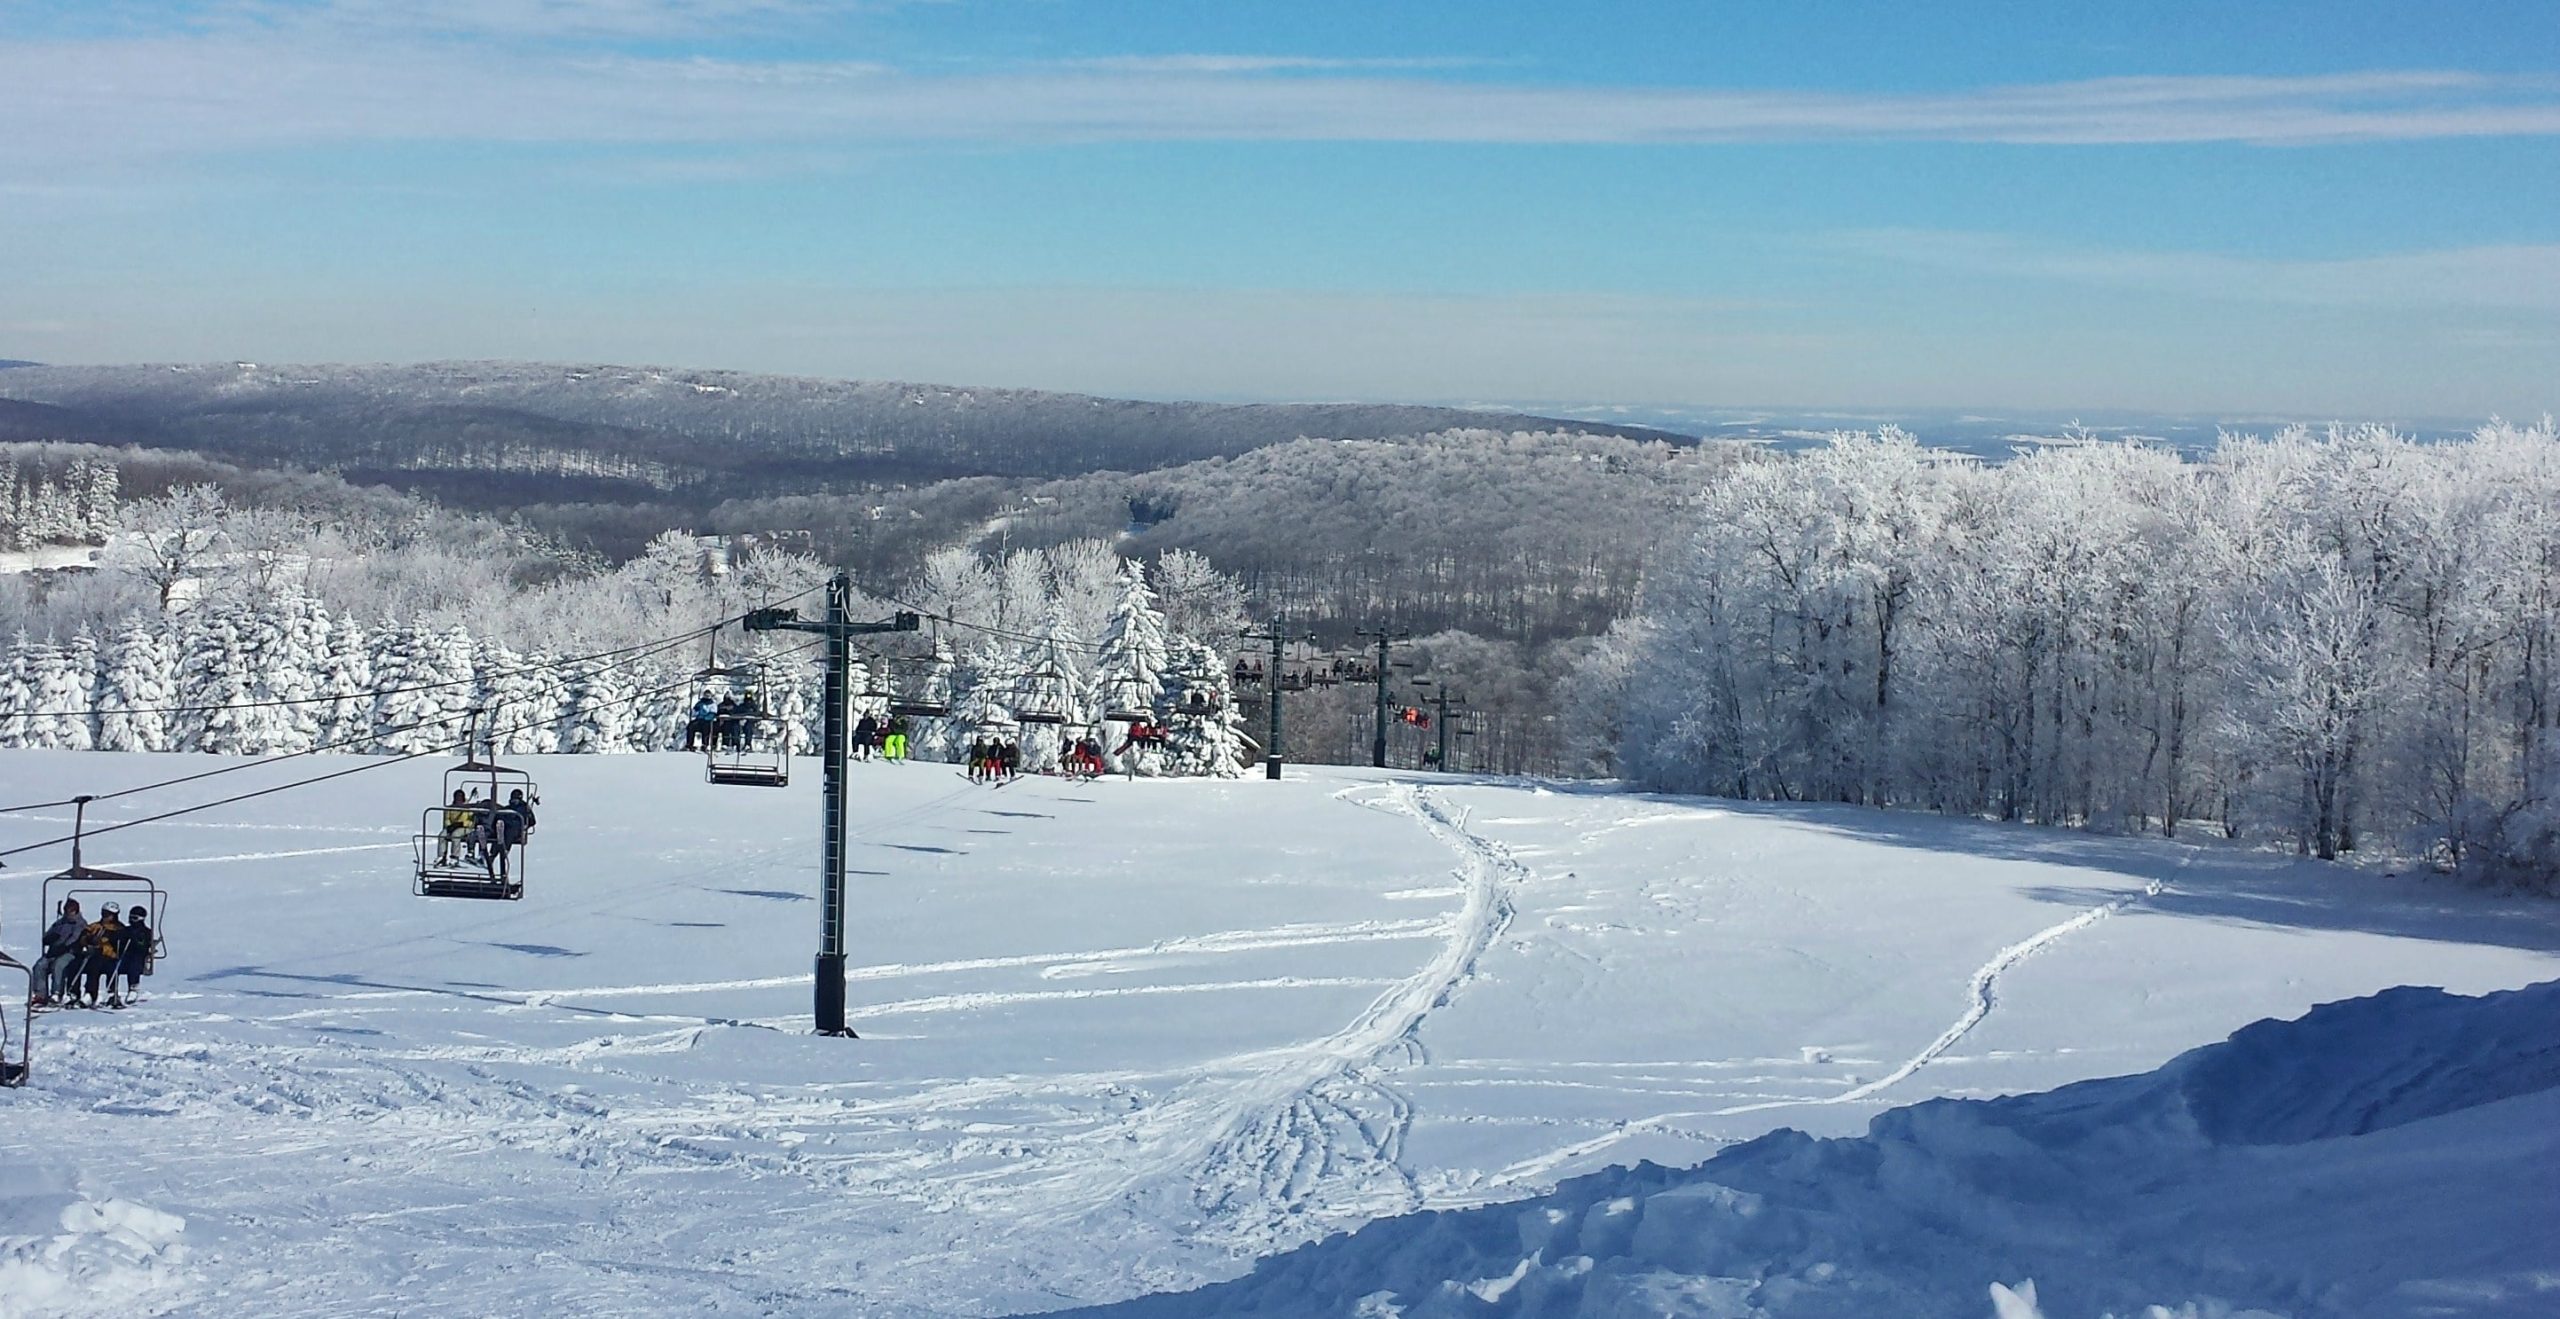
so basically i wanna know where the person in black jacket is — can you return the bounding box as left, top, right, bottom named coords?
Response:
left=35, top=899, right=82, bottom=1006
left=116, top=906, right=155, bottom=1004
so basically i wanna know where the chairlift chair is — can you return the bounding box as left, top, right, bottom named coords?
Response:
left=415, top=759, right=538, bottom=900
left=41, top=863, right=169, bottom=968
left=1014, top=657, right=1072, bottom=726
left=707, top=665, right=791, bottom=788
left=0, top=950, right=29, bottom=1087
left=706, top=710, right=791, bottom=787
left=885, top=658, right=952, bottom=719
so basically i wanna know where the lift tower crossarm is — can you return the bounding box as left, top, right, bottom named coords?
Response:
left=744, top=574, right=921, bottom=1038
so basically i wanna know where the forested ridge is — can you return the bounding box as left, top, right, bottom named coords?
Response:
left=0, top=362, right=1686, bottom=499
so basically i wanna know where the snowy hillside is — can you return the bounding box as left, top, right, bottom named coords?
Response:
left=1070, top=981, right=2560, bottom=1319
left=0, top=752, right=2553, bottom=1318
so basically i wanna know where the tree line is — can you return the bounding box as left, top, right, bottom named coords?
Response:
left=1591, top=423, right=2560, bottom=887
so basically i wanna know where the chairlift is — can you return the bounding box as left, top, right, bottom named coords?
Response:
left=884, top=657, right=952, bottom=719
left=684, top=649, right=793, bottom=788
left=0, top=949, right=25, bottom=1086
left=13, top=800, right=169, bottom=1084
left=1014, top=656, right=1072, bottom=726
left=39, top=799, right=169, bottom=978
left=415, top=757, right=538, bottom=901
left=708, top=665, right=791, bottom=788
left=1230, top=658, right=1265, bottom=688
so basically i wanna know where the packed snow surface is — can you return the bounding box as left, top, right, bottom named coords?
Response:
left=0, top=752, right=2553, bottom=1318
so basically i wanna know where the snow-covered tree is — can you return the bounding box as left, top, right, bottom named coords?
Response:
left=175, top=603, right=258, bottom=754
left=1097, top=563, right=1172, bottom=773
left=560, top=661, right=638, bottom=754
left=96, top=615, right=178, bottom=753
left=1160, top=640, right=1247, bottom=777
left=310, top=614, right=376, bottom=751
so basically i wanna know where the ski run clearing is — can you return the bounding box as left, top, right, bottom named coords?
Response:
left=1, top=750, right=2555, bottom=1318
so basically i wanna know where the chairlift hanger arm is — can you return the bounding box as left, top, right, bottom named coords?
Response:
left=745, top=608, right=923, bottom=639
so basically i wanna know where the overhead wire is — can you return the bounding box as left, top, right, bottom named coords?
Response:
left=65, top=624, right=722, bottom=812
left=0, top=579, right=834, bottom=856
left=0, top=578, right=831, bottom=723
left=0, top=636, right=825, bottom=867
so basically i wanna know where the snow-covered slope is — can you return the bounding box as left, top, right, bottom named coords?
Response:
left=0, top=753, right=2552, bottom=1318
left=1066, top=980, right=2560, bottom=1318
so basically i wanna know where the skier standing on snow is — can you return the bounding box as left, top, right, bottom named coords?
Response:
left=854, top=713, right=880, bottom=761
left=885, top=718, right=907, bottom=762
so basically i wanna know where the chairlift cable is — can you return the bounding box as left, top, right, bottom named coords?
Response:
left=0, top=638, right=823, bottom=867
left=0, top=579, right=832, bottom=723
left=0, top=586, right=829, bottom=834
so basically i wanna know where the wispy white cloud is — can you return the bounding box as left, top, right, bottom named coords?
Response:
left=5, top=18, right=2560, bottom=173
left=217, top=0, right=860, bottom=41
left=1823, top=230, right=2560, bottom=311
left=1055, top=54, right=1490, bottom=75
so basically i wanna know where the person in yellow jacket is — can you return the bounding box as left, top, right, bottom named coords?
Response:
left=79, top=905, right=126, bottom=1008
left=439, top=789, right=475, bottom=864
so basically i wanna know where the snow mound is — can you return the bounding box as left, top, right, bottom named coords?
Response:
left=1057, top=981, right=2560, bottom=1318
left=0, top=1175, right=189, bottom=1319
left=2175, top=983, right=2560, bottom=1145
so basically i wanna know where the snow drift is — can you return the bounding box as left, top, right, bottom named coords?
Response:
left=1059, top=981, right=2560, bottom=1319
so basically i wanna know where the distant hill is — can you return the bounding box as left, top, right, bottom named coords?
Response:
left=0, top=360, right=38, bottom=370
left=0, top=362, right=1694, bottom=500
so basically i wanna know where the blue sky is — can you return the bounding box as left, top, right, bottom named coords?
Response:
left=3, top=0, right=2557, bottom=417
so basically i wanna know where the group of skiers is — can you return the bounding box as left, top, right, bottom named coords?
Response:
left=435, top=787, right=538, bottom=876
left=33, top=898, right=152, bottom=1010
left=684, top=692, right=770, bottom=753
left=965, top=737, right=1022, bottom=783
left=851, top=713, right=913, bottom=762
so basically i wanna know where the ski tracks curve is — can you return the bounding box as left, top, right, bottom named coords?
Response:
left=1163, top=781, right=1523, bottom=1251
left=1719, top=869, right=2172, bottom=1116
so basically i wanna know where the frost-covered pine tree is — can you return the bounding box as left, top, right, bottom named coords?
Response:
left=372, top=623, right=477, bottom=754
left=907, top=636, right=961, bottom=761
left=0, top=635, right=37, bottom=750
left=1015, top=617, right=1088, bottom=772
left=23, top=637, right=97, bottom=750
left=561, top=662, right=638, bottom=754
left=71, top=457, right=119, bottom=541
left=750, top=642, right=812, bottom=757
left=226, top=594, right=326, bottom=752
left=175, top=602, right=258, bottom=754
left=629, top=664, right=687, bottom=751
left=97, top=614, right=178, bottom=753
left=518, top=651, right=578, bottom=754
left=949, top=644, right=1019, bottom=753
left=310, top=613, right=376, bottom=751
left=475, top=639, right=559, bottom=756
left=1097, top=562, right=1172, bottom=774
left=1161, top=640, right=1247, bottom=777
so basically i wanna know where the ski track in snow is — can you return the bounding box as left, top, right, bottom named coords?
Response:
left=1481, top=834, right=2176, bottom=1186
left=1729, top=872, right=2171, bottom=1115
left=1146, top=782, right=1524, bottom=1252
